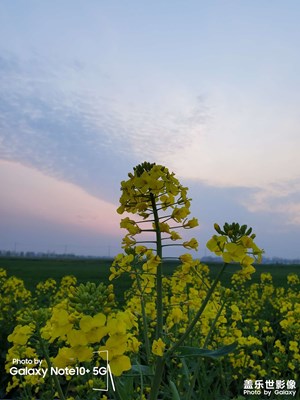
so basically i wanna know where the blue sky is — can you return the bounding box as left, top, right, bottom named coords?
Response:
left=0, top=1, right=300, bottom=258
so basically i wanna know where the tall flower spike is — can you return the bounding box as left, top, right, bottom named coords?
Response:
left=113, top=162, right=199, bottom=265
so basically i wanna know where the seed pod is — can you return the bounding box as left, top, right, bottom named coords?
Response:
left=246, top=227, right=253, bottom=236
left=240, top=224, right=247, bottom=234
left=214, top=223, right=223, bottom=234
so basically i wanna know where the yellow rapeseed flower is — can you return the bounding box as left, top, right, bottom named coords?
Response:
left=79, top=313, right=108, bottom=343
left=183, top=238, right=198, bottom=250
left=67, top=329, right=88, bottom=347
left=8, top=325, right=33, bottom=345
left=109, top=354, right=131, bottom=376
left=152, top=338, right=165, bottom=357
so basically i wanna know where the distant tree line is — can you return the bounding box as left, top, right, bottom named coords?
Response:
left=0, top=249, right=299, bottom=264
left=0, top=249, right=106, bottom=259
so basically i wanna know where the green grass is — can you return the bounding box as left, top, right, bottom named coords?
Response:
left=1, top=257, right=299, bottom=300
left=0, top=257, right=130, bottom=302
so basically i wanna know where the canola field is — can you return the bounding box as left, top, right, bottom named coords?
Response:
left=0, top=259, right=299, bottom=399
left=1, top=162, right=299, bottom=399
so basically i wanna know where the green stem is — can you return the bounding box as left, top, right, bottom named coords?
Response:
left=135, top=271, right=151, bottom=363
left=187, top=294, right=227, bottom=399
left=149, top=262, right=227, bottom=399
left=203, top=293, right=227, bottom=348
left=39, top=337, right=66, bottom=400
left=149, top=193, right=164, bottom=400
left=167, top=262, right=228, bottom=357
left=219, top=359, right=227, bottom=395
left=162, top=243, right=184, bottom=247
left=151, top=261, right=227, bottom=400
left=150, top=193, right=163, bottom=339
left=149, top=357, right=165, bottom=400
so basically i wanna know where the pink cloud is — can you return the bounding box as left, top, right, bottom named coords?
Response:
left=0, top=160, right=121, bottom=236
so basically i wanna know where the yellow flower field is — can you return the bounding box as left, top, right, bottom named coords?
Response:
left=0, top=162, right=299, bottom=400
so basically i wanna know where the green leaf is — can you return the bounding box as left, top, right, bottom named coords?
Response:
left=176, top=342, right=237, bottom=359
left=114, top=375, right=134, bottom=400
left=180, top=358, right=190, bottom=380
left=169, top=380, right=181, bottom=400
left=126, top=364, right=154, bottom=376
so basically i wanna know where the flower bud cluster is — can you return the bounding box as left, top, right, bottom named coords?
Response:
left=69, top=282, right=115, bottom=315
left=207, top=222, right=264, bottom=281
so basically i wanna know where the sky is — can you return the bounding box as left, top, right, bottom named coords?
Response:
left=0, top=1, right=300, bottom=259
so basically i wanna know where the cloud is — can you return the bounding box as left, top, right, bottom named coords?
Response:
left=1, top=50, right=300, bottom=241
left=0, top=160, right=121, bottom=235
left=0, top=52, right=137, bottom=201
left=240, top=180, right=300, bottom=226
left=0, top=51, right=209, bottom=202
left=162, top=82, right=300, bottom=190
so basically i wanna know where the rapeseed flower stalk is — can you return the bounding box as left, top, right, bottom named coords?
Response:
left=112, top=162, right=203, bottom=398
left=112, top=162, right=199, bottom=361
left=113, top=162, right=198, bottom=332
left=112, top=162, right=264, bottom=400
